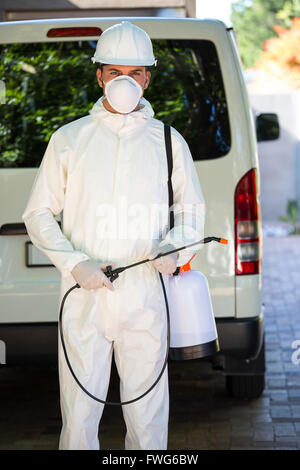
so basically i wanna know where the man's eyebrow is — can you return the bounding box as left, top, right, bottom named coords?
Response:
left=106, top=67, right=144, bottom=72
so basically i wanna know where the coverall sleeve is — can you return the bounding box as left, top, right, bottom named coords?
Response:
left=22, top=129, right=90, bottom=277
left=158, top=128, right=206, bottom=267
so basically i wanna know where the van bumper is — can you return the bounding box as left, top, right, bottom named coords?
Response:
left=215, top=313, right=264, bottom=360
left=0, top=314, right=264, bottom=366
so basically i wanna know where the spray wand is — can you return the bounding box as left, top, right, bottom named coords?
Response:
left=102, top=236, right=228, bottom=283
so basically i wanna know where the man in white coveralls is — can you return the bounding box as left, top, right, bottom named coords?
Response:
left=22, top=21, right=205, bottom=450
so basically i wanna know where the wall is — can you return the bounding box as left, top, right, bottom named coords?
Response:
left=249, top=90, right=300, bottom=222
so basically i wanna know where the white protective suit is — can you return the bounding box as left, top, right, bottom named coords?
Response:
left=22, top=96, right=205, bottom=450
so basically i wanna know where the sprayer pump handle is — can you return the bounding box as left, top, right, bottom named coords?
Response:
left=104, top=265, right=120, bottom=282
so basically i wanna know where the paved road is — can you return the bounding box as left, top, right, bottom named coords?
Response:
left=0, top=234, right=300, bottom=450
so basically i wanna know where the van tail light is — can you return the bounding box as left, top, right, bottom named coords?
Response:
left=47, top=27, right=102, bottom=38
left=235, top=168, right=261, bottom=275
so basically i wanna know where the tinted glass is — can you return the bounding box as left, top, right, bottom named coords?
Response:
left=0, top=39, right=230, bottom=167
left=149, top=40, right=231, bottom=160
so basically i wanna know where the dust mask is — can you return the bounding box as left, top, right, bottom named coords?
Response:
left=104, top=75, right=143, bottom=114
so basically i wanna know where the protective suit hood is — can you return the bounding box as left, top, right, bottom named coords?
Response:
left=89, top=95, right=155, bottom=134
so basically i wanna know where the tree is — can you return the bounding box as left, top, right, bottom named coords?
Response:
left=255, top=17, right=300, bottom=89
left=231, top=0, right=300, bottom=68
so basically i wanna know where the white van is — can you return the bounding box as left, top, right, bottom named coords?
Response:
left=0, top=17, right=268, bottom=398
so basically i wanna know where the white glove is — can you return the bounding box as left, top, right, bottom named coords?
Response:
left=149, top=244, right=178, bottom=275
left=71, top=260, right=115, bottom=291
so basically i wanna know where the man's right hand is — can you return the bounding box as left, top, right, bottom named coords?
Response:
left=71, top=260, right=115, bottom=291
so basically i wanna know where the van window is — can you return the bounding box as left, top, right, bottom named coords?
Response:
left=0, top=39, right=230, bottom=167
left=151, top=40, right=231, bottom=160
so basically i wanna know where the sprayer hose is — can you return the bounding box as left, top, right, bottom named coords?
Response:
left=58, top=272, right=170, bottom=406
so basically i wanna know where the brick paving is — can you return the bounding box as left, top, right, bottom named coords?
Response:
left=0, top=232, right=300, bottom=450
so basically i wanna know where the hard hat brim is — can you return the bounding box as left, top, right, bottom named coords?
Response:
left=91, top=56, right=157, bottom=67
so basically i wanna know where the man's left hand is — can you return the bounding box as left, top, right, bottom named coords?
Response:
left=149, top=244, right=178, bottom=275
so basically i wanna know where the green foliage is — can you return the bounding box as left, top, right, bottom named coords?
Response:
left=0, top=41, right=100, bottom=167
left=0, top=39, right=230, bottom=167
left=277, top=0, right=300, bottom=23
left=231, top=0, right=300, bottom=68
left=279, top=199, right=299, bottom=233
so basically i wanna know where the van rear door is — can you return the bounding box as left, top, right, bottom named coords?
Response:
left=0, top=19, right=255, bottom=358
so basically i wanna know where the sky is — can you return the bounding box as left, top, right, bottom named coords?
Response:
left=196, top=0, right=240, bottom=26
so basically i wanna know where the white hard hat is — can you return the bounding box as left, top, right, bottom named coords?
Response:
left=91, top=21, right=157, bottom=67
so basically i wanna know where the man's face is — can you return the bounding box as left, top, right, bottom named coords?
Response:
left=96, top=64, right=151, bottom=113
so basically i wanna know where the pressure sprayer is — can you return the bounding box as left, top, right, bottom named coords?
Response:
left=59, top=236, right=228, bottom=406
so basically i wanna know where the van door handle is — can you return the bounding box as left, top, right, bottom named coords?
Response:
left=0, top=223, right=27, bottom=235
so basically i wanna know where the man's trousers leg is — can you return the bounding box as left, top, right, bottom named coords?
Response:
left=58, top=281, right=114, bottom=450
